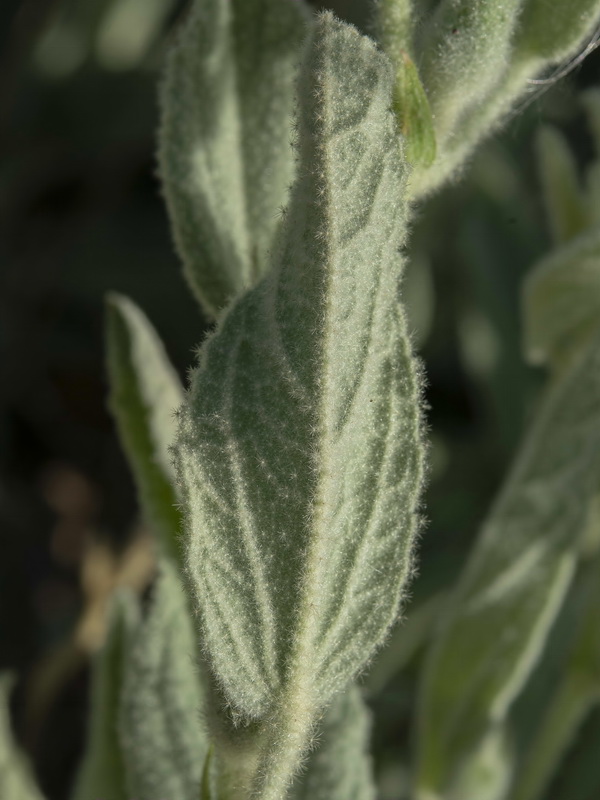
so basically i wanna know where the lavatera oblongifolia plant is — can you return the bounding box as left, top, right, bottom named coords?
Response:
left=4, top=1, right=600, bottom=799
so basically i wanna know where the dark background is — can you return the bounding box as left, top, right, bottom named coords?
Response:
left=1, top=1, right=599, bottom=797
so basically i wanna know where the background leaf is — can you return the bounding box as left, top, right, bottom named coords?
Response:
left=71, top=593, right=137, bottom=800
left=0, top=675, right=46, bottom=800
left=106, top=293, right=183, bottom=564
left=416, top=327, right=600, bottom=800
left=158, top=0, right=310, bottom=316
left=119, top=560, right=208, bottom=800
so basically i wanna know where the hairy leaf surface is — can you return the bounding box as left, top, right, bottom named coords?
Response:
left=120, top=561, right=207, bottom=800
left=106, top=294, right=183, bottom=563
left=289, top=686, right=375, bottom=800
left=417, top=328, right=600, bottom=799
left=0, top=675, right=45, bottom=800
left=175, top=11, right=424, bottom=794
left=159, top=0, right=310, bottom=315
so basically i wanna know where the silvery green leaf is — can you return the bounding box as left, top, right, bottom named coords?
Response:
left=510, top=554, right=600, bottom=800
left=416, top=328, right=600, bottom=800
left=515, top=0, right=600, bottom=62
left=418, top=0, right=523, bottom=144
left=523, top=228, right=600, bottom=369
left=175, top=11, right=424, bottom=796
left=408, top=0, right=600, bottom=197
left=119, top=560, right=208, bottom=800
left=159, top=0, right=310, bottom=316
left=536, top=125, right=588, bottom=244
left=0, top=675, right=45, bottom=800
left=72, top=594, right=138, bottom=800
left=289, top=686, right=375, bottom=800
left=106, top=293, right=183, bottom=564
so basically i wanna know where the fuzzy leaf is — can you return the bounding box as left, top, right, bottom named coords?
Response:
left=119, top=561, right=207, bottom=800
left=536, top=125, right=588, bottom=244
left=523, top=227, right=600, bottom=368
left=106, top=293, right=183, bottom=563
left=417, top=328, right=600, bottom=800
left=418, top=0, right=523, bottom=143
left=71, top=594, right=137, bottom=800
left=408, top=0, right=600, bottom=197
left=175, top=11, right=424, bottom=796
left=0, top=675, right=46, bottom=800
left=159, top=0, right=310, bottom=316
left=515, top=0, right=600, bottom=62
left=289, top=686, right=375, bottom=800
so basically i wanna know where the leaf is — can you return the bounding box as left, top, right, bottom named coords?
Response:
left=515, top=0, right=600, bottom=62
left=158, top=0, right=310, bottom=316
left=392, top=52, right=436, bottom=168
left=119, top=560, right=208, bottom=800
left=418, top=0, right=524, bottom=142
left=106, top=293, right=183, bottom=564
left=71, top=594, right=138, bottom=800
left=509, top=554, right=600, bottom=800
left=522, top=227, right=600, bottom=369
left=535, top=125, right=588, bottom=244
left=0, top=675, right=46, bottom=800
left=289, top=686, right=375, bottom=800
left=175, top=11, right=424, bottom=797
left=416, top=328, right=600, bottom=800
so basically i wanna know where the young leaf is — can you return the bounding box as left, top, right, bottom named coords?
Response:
left=0, top=675, right=46, bottom=800
left=408, top=0, right=600, bottom=197
left=175, top=11, right=424, bottom=796
left=536, top=125, right=588, bottom=244
left=289, top=686, right=375, bottom=800
left=416, top=328, right=600, bottom=800
left=119, top=560, right=208, bottom=800
left=418, top=0, right=523, bottom=143
left=106, top=293, right=183, bottom=564
left=392, top=52, right=436, bottom=168
left=522, top=227, right=600, bottom=369
left=515, top=0, right=600, bottom=63
left=159, top=0, right=310, bottom=316
left=71, top=593, right=138, bottom=800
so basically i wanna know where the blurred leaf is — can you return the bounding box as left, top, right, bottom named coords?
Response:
left=0, top=675, right=46, bottom=800
left=535, top=125, right=588, bottom=244
left=106, top=293, right=183, bottom=565
left=509, top=554, right=600, bottom=800
left=71, top=593, right=138, bottom=800
left=523, top=227, right=600, bottom=370
left=417, top=328, right=600, bottom=800
left=119, top=560, right=208, bottom=800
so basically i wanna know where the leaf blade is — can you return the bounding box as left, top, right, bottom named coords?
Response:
left=175, top=12, right=425, bottom=794
left=119, top=561, right=208, bottom=800
left=159, top=0, right=310, bottom=315
left=417, top=329, right=600, bottom=799
left=106, top=293, right=183, bottom=564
